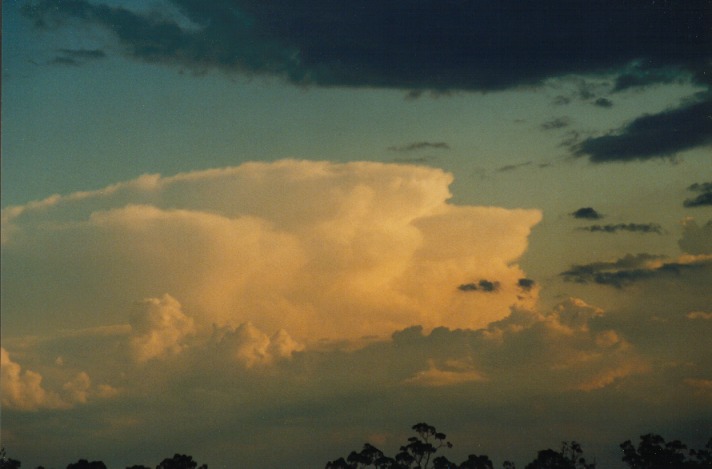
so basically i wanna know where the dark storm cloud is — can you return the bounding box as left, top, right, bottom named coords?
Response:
left=571, top=207, right=603, bottom=220
left=21, top=0, right=710, bottom=92
left=458, top=280, right=500, bottom=293
left=684, top=182, right=712, bottom=208
left=577, top=223, right=663, bottom=234
left=572, top=96, right=712, bottom=162
left=561, top=253, right=711, bottom=289
left=388, top=142, right=450, bottom=152
left=541, top=117, right=571, bottom=131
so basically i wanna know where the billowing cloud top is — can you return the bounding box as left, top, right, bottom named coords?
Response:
left=2, top=160, right=541, bottom=342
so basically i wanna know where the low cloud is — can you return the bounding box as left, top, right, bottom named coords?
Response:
left=129, top=294, right=197, bottom=363
left=571, top=207, right=603, bottom=220
left=211, top=322, right=303, bottom=368
left=577, top=223, right=663, bottom=234
left=683, top=182, right=712, bottom=208
left=1, top=348, right=116, bottom=411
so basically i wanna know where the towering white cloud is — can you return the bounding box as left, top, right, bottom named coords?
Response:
left=129, top=294, right=197, bottom=362
left=2, top=160, right=541, bottom=341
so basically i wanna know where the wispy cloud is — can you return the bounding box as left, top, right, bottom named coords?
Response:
left=561, top=253, right=712, bottom=288
left=684, top=182, right=712, bottom=208
left=387, top=142, right=450, bottom=152
left=541, top=117, right=571, bottom=131
left=577, top=223, right=663, bottom=234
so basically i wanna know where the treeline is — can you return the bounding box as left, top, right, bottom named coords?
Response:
left=2, top=425, right=712, bottom=469
left=324, top=423, right=712, bottom=469
left=0, top=452, right=206, bottom=469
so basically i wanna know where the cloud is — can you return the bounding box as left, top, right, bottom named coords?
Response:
left=593, top=98, right=613, bottom=108
left=2, top=160, right=541, bottom=342
left=49, top=48, right=106, bottom=66
left=560, top=253, right=712, bottom=288
left=571, top=207, right=603, bottom=220
left=457, top=279, right=500, bottom=293
left=517, top=278, right=535, bottom=291
left=128, top=294, right=197, bottom=363
left=387, top=142, right=450, bottom=152
left=403, top=359, right=487, bottom=387
left=1, top=347, right=66, bottom=411
left=540, top=117, right=571, bottom=131
left=211, top=322, right=304, bottom=368
left=1, top=348, right=116, bottom=411
left=678, top=218, right=712, bottom=255
left=686, top=311, right=712, bottom=320
left=496, top=162, right=533, bottom=173
left=20, top=0, right=709, bottom=92
left=684, top=182, right=712, bottom=208
left=577, top=223, right=663, bottom=234
left=572, top=96, right=712, bottom=162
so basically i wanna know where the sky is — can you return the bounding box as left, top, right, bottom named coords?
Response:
left=1, top=1, right=711, bottom=468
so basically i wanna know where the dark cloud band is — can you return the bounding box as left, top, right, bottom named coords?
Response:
left=22, top=0, right=710, bottom=91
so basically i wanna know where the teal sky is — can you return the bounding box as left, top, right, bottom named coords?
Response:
left=2, top=1, right=711, bottom=468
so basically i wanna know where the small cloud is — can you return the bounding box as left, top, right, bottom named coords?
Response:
left=129, top=294, right=197, bottom=363
left=594, top=98, right=613, bottom=108
left=50, top=48, right=106, bottom=67
left=679, top=218, right=712, bottom=254
left=496, top=161, right=532, bottom=172
left=387, top=142, right=450, bottom=152
left=684, top=378, right=712, bottom=398
left=571, top=207, right=603, bottom=220
left=686, top=311, right=712, bottom=320
left=212, top=322, right=303, bottom=368
left=577, top=223, right=663, bottom=234
left=552, top=96, right=571, bottom=106
left=458, top=279, right=500, bottom=292
left=517, top=278, right=535, bottom=291
left=404, top=359, right=486, bottom=387
left=541, top=117, right=571, bottom=130
left=683, top=182, right=712, bottom=208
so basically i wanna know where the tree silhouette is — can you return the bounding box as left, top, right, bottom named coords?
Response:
left=458, top=454, right=494, bottom=469
left=523, top=442, right=595, bottom=469
left=325, top=423, right=453, bottom=469
left=621, top=434, right=712, bottom=469
left=66, top=460, right=107, bottom=469
left=156, top=454, right=207, bottom=469
left=0, top=447, right=21, bottom=469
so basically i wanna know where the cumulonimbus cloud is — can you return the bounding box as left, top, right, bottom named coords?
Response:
left=2, top=160, right=541, bottom=342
